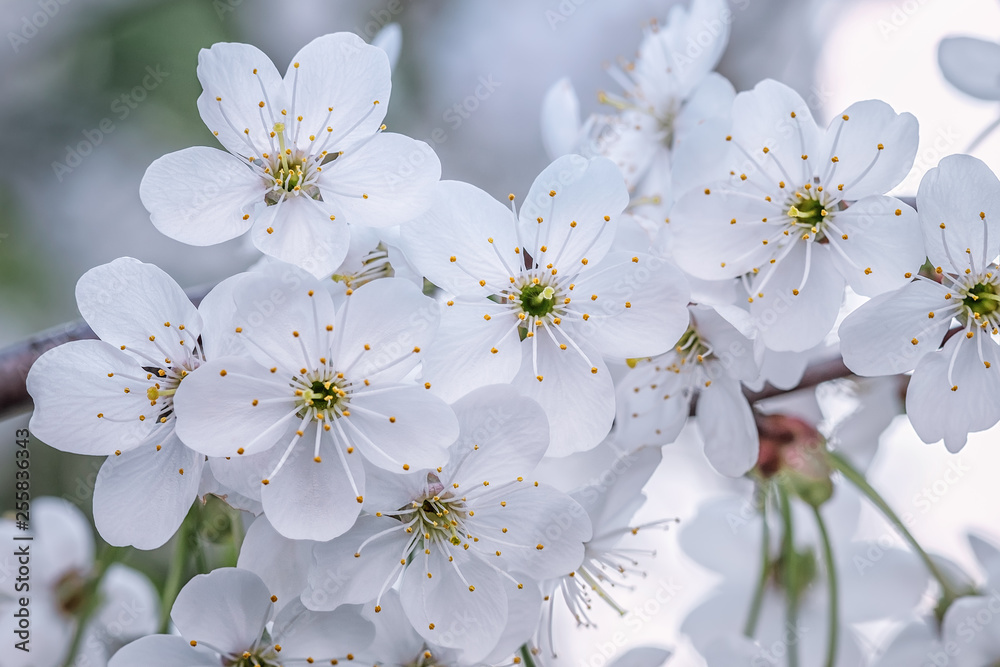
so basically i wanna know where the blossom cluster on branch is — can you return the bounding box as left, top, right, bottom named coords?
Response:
left=9, top=1, right=1000, bottom=666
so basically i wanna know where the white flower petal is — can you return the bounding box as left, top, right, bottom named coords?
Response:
left=171, top=568, right=273, bottom=655
left=27, top=340, right=157, bottom=455
left=968, top=532, right=1000, bottom=587
left=363, top=589, right=427, bottom=665
left=196, top=41, right=286, bottom=157
left=208, top=449, right=272, bottom=505
left=918, top=154, right=1000, bottom=273
left=749, top=243, right=845, bottom=352
left=261, top=424, right=366, bottom=541
left=540, top=78, right=581, bottom=159
left=906, top=334, right=1000, bottom=451
left=675, top=72, right=735, bottom=134
left=729, top=79, right=821, bottom=187
left=20, top=497, right=94, bottom=587
left=91, top=563, right=159, bottom=643
left=839, top=279, right=950, bottom=376
left=197, top=272, right=249, bottom=360
left=400, top=547, right=508, bottom=653
left=285, top=33, right=390, bottom=150
left=272, top=600, right=375, bottom=661
left=336, top=277, right=440, bottom=383
left=696, top=376, right=758, bottom=477
left=318, top=133, right=440, bottom=228
left=447, top=385, right=549, bottom=484
left=231, top=269, right=336, bottom=374
left=478, top=578, right=543, bottom=665
left=519, top=155, right=629, bottom=267
left=469, top=482, right=591, bottom=580
left=76, top=257, right=202, bottom=362
left=670, top=186, right=776, bottom=280
left=609, top=646, right=673, bottom=667
left=140, top=147, right=264, bottom=245
left=174, top=356, right=295, bottom=458
left=251, top=196, right=351, bottom=278
left=691, top=305, right=759, bottom=381
left=371, top=23, right=402, bottom=71
left=347, top=384, right=457, bottom=471
left=830, top=198, right=923, bottom=296
left=109, top=635, right=219, bottom=667
left=942, top=595, right=1000, bottom=663
left=839, top=544, right=928, bottom=622
left=645, top=0, right=730, bottom=98
left=400, top=180, right=519, bottom=297
left=939, top=36, right=1000, bottom=101
left=826, top=100, right=918, bottom=201
left=304, top=514, right=404, bottom=611
left=512, top=335, right=615, bottom=457
left=872, top=622, right=941, bottom=667
left=614, top=360, right=692, bottom=446
left=671, top=115, right=733, bottom=200
left=420, top=300, right=523, bottom=403
left=237, top=514, right=314, bottom=613
left=93, top=435, right=204, bottom=550
left=572, top=252, right=690, bottom=359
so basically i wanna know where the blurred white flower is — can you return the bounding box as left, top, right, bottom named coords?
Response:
left=0, top=498, right=158, bottom=667
left=679, top=494, right=928, bottom=667
left=541, top=0, right=735, bottom=221
left=873, top=533, right=1000, bottom=666
left=140, top=32, right=440, bottom=278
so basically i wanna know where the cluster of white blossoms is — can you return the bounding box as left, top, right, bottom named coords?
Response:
left=21, top=2, right=1000, bottom=666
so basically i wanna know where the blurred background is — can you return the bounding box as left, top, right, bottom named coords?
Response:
left=2, top=0, right=1000, bottom=664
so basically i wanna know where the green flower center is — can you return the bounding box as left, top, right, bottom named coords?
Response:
left=230, top=653, right=278, bottom=667
left=518, top=283, right=558, bottom=318
left=673, top=327, right=711, bottom=366
left=263, top=121, right=323, bottom=204
left=963, top=282, right=1000, bottom=317
left=409, top=493, right=468, bottom=547
left=787, top=195, right=827, bottom=230
left=298, top=378, right=347, bottom=417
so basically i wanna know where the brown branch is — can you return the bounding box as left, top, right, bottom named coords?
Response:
left=743, top=356, right=852, bottom=403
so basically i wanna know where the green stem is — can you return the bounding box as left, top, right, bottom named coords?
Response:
left=159, top=509, right=197, bottom=633
left=778, top=486, right=800, bottom=667
left=827, top=450, right=961, bottom=604
left=811, top=505, right=838, bottom=667
left=743, top=487, right=771, bottom=638
left=519, top=644, right=538, bottom=667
